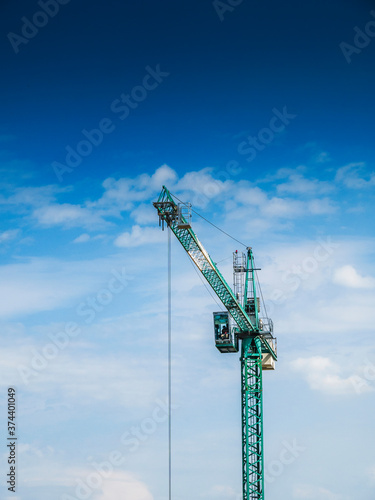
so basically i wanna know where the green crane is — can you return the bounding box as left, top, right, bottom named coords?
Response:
left=154, top=186, right=277, bottom=500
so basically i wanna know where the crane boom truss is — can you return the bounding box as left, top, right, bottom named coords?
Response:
left=154, top=187, right=255, bottom=333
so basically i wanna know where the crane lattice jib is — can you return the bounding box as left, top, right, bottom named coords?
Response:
left=154, top=187, right=255, bottom=333
left=154, top=187, right=277, bottom=360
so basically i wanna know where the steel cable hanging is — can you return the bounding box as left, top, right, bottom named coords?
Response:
left=168, top=228, right=172, bottom=500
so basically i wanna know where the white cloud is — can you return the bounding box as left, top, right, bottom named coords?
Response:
left=114, top=225, right=165, bottom=247
left=148, top=163, right=177, bottom=190
left=333, top=265, right=375, bottom=289
left=203, top=484, right=238, bottom=498
left=291, top=356, right=373, bottom=395
left=261, top=196, right=305, bottom=218
left=0, top=256, right=128, bottom=318
left=0, top=165, right=177, bottom=234
left=16, top=446, right=154, bottom=499
left=32, top=203, right=108, bottom=229
left=98, top=164, right=177, bottom=211
left=293, top=483, right=343, bottom=500
left=96, top=472, right=153, bottom=500
left=0, top=262, right=78, bottom=318
left=307, top=197, right=337, bottom=215
left=73, top=233, right=91, bottom=243
left=366, top=464, right=375, bottom=483
left=171, top=167, right=235, bottom=208
left=277, top=173, right=333, bottom=196
left=176, top=167, right=230, bottom=199
left=234, top=185, right=268, bottom=206
left=131, top=204, right=157, bottom=224
left=335, top=162, right=375, bottom=189
left=0, top=185, right=63, bottom=207
left=230, top=181, right=336, bottom=221
left=315, top=151, right=331, bottom=163
left=0, top=229, right=19, bottom=243
left=0, top=335, right=162, bottom=408
left=258, top=165, right=306, bottom=183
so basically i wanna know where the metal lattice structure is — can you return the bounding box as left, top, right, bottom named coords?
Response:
left=154, top=186, right=277, bottom=500
left=242, top=337, right=264, bottom=499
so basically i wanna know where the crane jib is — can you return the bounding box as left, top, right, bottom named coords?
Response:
left=153, top=186, right=277, bottom=361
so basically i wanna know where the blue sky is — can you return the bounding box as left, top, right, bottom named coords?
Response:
left=0, top=1, right=375, bottom=499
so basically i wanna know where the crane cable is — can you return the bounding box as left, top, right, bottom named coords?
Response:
left=168, top=228, right=172, bottom=500
left=170, top=191, right=248, bottom=249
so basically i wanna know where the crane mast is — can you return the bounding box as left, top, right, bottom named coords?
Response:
left=154, top=186, right=277, bottom=500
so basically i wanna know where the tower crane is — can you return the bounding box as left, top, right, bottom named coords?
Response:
left=153, top=186, right=277, bottom=500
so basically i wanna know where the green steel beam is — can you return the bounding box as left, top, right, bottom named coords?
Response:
left=242, top=337, right=264, bottom=500
left=248, top=249, right=260, bottom=329
left=244, top=251, right=250, bottom=311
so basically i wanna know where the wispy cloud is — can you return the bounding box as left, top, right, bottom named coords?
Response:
left=16, top=443, right=154, bottom=500
left=114, top=225, right=165, bottom=247
left=0, top=229, right=19, bottom=243
left=73, top=233, right=91, bottom=243
left=293, top=483, right=344, bottom=500
left=277, top=173, right=333, bottom=196
left=0, top=185, right=64, bottom=208
left=232, top=182, right=336, bottom=220
left=32, top=203, right=109, bottom=229
left=335, top=162, right=375, bottom=189
left=96, top=472, right=153, bottom=500
left=0, top=256, right=128, bottom=318
left=291, top=356, right=373, bottom=395
left=333, top=265, right=375, bottom=289
left=96, top=164, right=177, bottom=211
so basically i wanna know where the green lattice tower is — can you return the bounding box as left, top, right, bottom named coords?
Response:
left=242, top=337, right=264, bottom=500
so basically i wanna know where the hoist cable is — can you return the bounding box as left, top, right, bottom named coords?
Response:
left=168, top=228, right=172, bottom=500
left=215, top=255, right=232, bottom=265
left=170, top=191, right=248, bottom=249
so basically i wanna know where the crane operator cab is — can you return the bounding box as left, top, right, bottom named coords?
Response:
left=213, top=312, right=239, bottom=353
